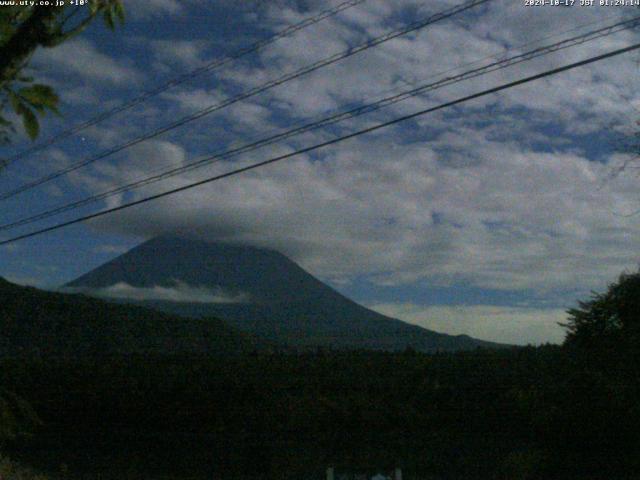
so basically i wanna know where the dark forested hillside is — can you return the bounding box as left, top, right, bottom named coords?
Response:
left=2, top=345, right=639, bottom=480
left=0, top=277, right=253, bottom=356
left=2, top=274, right=639, bottom=479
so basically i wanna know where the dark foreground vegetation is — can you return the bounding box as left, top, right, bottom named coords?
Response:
left=1, top=272, right=639, bottom=479
left=0, top=343, right=638, bottom=480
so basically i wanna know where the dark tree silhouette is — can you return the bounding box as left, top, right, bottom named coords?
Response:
left=563, top=270, right=640, bottom=350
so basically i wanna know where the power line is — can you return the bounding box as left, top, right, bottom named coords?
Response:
left=0, top=0, right=492, bottom=202
left=2, top=14, right=638, bottom=232
left=1, top=0, right=369, bottom=167
left=1, top=40, right=638, bottom=247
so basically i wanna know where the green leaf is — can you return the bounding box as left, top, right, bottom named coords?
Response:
left=114, top=1, right=125, bottom=22
left=20, top=106, right=39, bottom=140
left=103, top=9, right=115, bottom=30
left=18, top=84, right=59, bottom=110
left=89, top=0, right=100, bottom=14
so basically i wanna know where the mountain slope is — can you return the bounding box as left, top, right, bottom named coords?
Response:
left=67, top=236, right=501, bottom=352
left=0, top=276, right=253, bottom=357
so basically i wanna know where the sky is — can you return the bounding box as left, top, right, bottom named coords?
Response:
left=2, top=0, right=640, bottom=345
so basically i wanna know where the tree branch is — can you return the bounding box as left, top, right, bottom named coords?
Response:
left=0, top=7, right=60, bottom=89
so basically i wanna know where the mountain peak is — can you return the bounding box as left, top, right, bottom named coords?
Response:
left=67, top=236, right=501, bottom=352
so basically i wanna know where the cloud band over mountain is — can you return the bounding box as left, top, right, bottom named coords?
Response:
left=64, top=280, right=250, bottom=304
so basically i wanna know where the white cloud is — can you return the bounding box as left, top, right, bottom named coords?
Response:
left=240, top=1, right=640, bottom=129
left=369, top=303, right=567, bottom=345
left=65, top=139, right=187, bottom=195
left=93, top=244, right=129, bottom=255
left=161, top=89, right=227, bottom=114
left=66, top=281, right=250, bottom=304
left=151, top=39, right=210, bottom=70
left=12, top=0, right=640, bottom=319
left=36, top=38, right=141, bottom=86
left=85, top=127, right=640, bottom=297
left=60, top=84, right=100, bottom=106
left=126, top=0, right=183, bottom=19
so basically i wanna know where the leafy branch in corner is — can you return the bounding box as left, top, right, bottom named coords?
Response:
left=0, top=1, right=124, bottom=146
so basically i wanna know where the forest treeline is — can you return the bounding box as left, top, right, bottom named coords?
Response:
left=0, top=272, right=639, bottom=479
left=0, top=344, right=638, bottom=480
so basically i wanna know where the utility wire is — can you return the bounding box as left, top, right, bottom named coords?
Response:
left=1, top=0, right=369, bottom=167
left=1, top=40, right=639, bottom=247
left=2, top=14, right=638, bottom=232
left=0, top=0, right=492, bottom=202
